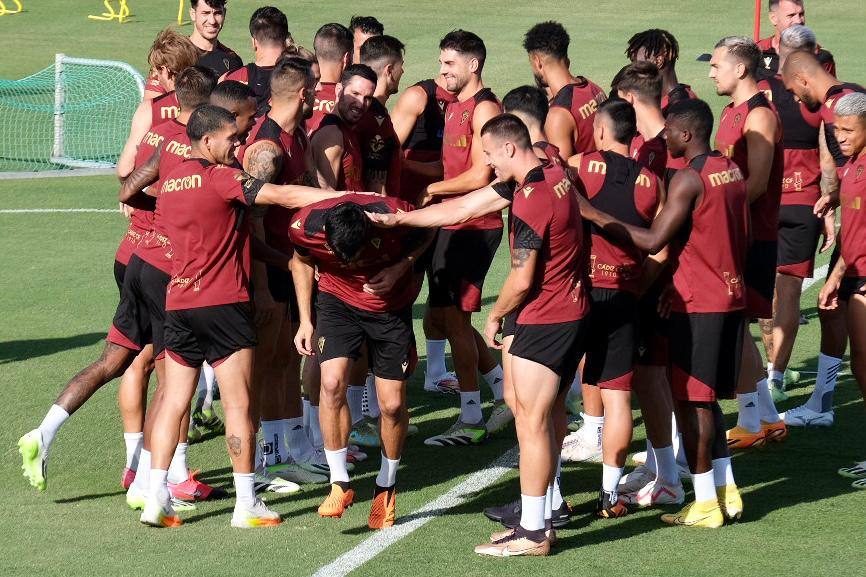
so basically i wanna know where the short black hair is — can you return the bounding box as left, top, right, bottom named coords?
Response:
left=439, top=30, right=486, bottom=72
left=350, top=15, right=384, bottom=35
left=480, top=113, right=532, bottom=150
left=210, top=80, right=253, bottom=106
left=596, top=98, right=637, bottom=144
left=626, top=29, right=680, bottom=65
left=666, top=98, right=714, bottom=143
left=324, top=202, right=369, bottom=263
left=249, top=6, right=289, bottom=46
left=175, top=65, right=216, bottom=110
left=191, top=0, right=227, bottom=10
left=187, top=104, right=235, bottom=142
left=611, top=61, right=662, bottom=105
left=315, top=23, right=353, bottom=62
left=360, top=35, right=405, bottom=71
left=523, top=21, right=570, bottom=60
left=339, top=63, right=377, bottom=87
left=502, top=86, right=549, bottom=127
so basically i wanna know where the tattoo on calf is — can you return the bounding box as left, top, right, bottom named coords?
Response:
left=227, top=435, right=242, bottom=457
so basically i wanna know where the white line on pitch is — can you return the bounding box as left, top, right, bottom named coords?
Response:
left=0, top=208, right=119, bottom=213
left=311, top=445, right=519, bottom=577
left=802, top=263, right=829, bottom=292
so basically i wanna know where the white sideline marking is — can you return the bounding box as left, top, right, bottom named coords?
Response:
left=0, top=208, right=118, bottom=213
left=802, top=264, right=829, bottom=292
left=311, top=445, right=519, bottom=577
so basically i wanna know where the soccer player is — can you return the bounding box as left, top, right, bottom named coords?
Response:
left=118, top=29, right=199, bottom=180
left=222, top=6, right=291, bottom=112
left=472, top=114, right=588, bottom=556
left=524, top=21, right=606, bottom=159
left=757, top=0, right=835, bottom=76
left=523, top=20, right=605, bottom=449
left=235, top=56, right=327, bottom=484
left=349, top=15, right=384, bottom=63
left=357, top=35, right=405, bottom=197
left=626, top=28, right=698, bottom=115
left=311, top=64, right=377, bottom=190
left=817, top=93, right=866, bottom=487
left=137, top=104, right=343, bottom=528
left=710, top=36, right=786, bottom=449
left=391, top=76, right=458, bottom=394
left=613, top=62, right=668, bottom=179
left=308, top=23, right=353, bottom=134
left=579, top=98, right=748, bottom=528
left=781, top=51, right=866, bottom=423
left=756, top=26, right=836, bottom=413
left=143, top=0, right=242, bottom=98
left=17, top=67, right=214, bottom=494
left=421, top=30, right=507, bottom=446
left=290, top=196, right=432, bottom=528
left=570, top=99, right=667, bottom=515
left=369, top=87, right=574, bottom=529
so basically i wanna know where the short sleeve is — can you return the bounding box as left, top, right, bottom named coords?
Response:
left=511, top=193, right=549, bottom=251
left=214, top=168, right=265, bottom=205
left=492, top=181, right=517, bottom=201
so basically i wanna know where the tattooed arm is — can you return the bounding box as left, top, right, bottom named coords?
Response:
left=484, top=247, right=538, bottom=348
left=242, top=140, right=284, bottom=327
left=118, top=148, right=161, bottom=209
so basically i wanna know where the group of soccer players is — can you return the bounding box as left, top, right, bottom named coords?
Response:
left=16, top=0, right=866, bottom=557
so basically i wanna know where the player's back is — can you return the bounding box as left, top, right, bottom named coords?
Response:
left=307, top=82, right=338, bottom=135
left=550, top=77, right=607, bottom=154
left=224, top=64, right=275, bottom=114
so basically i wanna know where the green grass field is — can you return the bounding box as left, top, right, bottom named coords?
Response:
left=2, top=1, right=866, bottom=576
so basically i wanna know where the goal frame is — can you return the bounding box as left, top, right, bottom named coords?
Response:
left=50, top=53, right=144, bottom=169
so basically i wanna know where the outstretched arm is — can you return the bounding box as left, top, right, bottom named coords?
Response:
left=367, top=183, right=511, bottom=228
left=579, top=168, right=701, bottom=254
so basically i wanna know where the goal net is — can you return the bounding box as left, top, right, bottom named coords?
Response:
left=0, top=54, right=144, bottom=173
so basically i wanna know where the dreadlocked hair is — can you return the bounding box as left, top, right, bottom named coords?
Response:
left=625, top=29, right=680, bottom=64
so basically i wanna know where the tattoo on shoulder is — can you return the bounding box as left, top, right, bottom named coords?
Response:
left=247, top=145, right=282, bottom=183
left=511, top=248, right=532, bottom=269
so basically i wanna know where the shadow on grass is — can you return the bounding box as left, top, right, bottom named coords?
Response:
left=0, top=332, right=105, bottom=364
left=54, top=489, right=126, bottom=504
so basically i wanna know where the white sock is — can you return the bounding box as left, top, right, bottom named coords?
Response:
left=756, top=379, right=780, bottom=422
left=325, top=447, right=350, bottom=483
left=654, top=445, right=677, bottom=485
left=366, top=378, right=381, bottom=419
left=196, top=362, right=216, bottom=412
left=581, top=413, right=604, bottom=447
left=482, top=365, right=504, bottom=401
left=552, top=459, right=564, bottom=510
left=544, top=484, right=553, bottom=521
left=233, top=472, right=255, bottom=508
left=644, top=439, right=657, bottom=474
left=736, top=392, right=760, bottom=432
left=672, top=413, right=688, bottom=468
left=769, top=370, right=784, bottom=384
left=711, top=457, right=735, bottom=488
left=766, top=362, right=774, bottom=381
left=124, top=432, right=144, bottom=470
left=692, top=470, right=717, bottom=502
left=602, top=463, right=624, bottom=499
left=347, top=385, right=365, bottom=425
left=809, top=353, right=842, bottom=412
left=149, top=468, right=168, bottom=500
left=309, top=405, right=324, bottom=450
left=167, top=442, right=189, bottom=484
left=261, top=419, right=289, bottom=466
left=375, top=453, right=400, bottom=487
left=132, top=449, right=151, bottom=491
left=520, top=494, right=546, bottom=531
left=286, top=417, right=316, bottom=461
left=38, top=404, right=69, bottom=455
left=425, top=339, right=447, bottom=381
left=460, top=390, right=483, bottom=423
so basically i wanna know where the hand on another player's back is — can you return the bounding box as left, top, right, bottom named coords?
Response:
left=365, top=211, right=398, bottom=228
